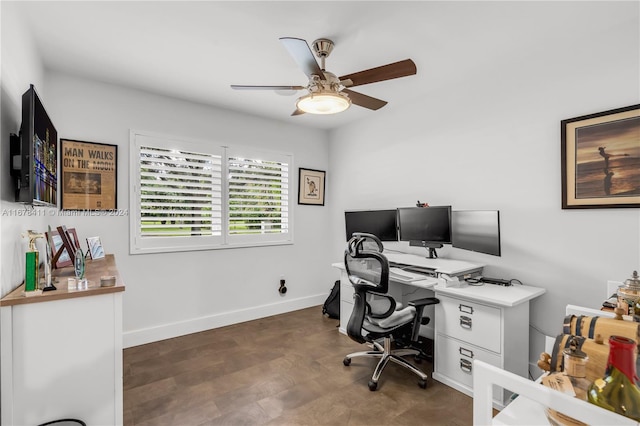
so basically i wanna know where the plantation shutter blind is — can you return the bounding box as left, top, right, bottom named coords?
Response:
left=139, top=147, right=222, bottom=236
left=227, top=148, right=291, bottom=244
left=130, top=132, right=293, bottom=253
left=131, top=133, right=224, bottom=253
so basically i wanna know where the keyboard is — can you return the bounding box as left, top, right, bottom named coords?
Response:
left=389, top=267, right=431, bottom=283
left=389, top=262, right=437, bottom=277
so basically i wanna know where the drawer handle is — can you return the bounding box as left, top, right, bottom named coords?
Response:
left=459, top=304, right=474, bottom=314
left=459, top=347, right=474, bottom=358
left=460, top=358, right=473, bottom=373
left=459, top=315, right=472, bottom=329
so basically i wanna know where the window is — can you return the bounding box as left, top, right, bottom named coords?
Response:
left=130, top=132, right=293, bottom=254
left=227, top=148, right=290, bottom=245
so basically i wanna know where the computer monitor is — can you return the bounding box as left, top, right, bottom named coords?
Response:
left=452, top=210, right=501, bottom=256
left=344, top=209, right=398, bottom=241
left=397, top=206, right=452, bottom=258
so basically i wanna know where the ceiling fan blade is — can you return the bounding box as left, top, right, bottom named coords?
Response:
left=231, top=85, right=305, bottom=90
left=279, top=37, right=324, bottom=79
left=291, top=108, right=306, bottom=116
left=342, top=89, right=388, bottom=110
left=339, top=59, right=417, bottom=88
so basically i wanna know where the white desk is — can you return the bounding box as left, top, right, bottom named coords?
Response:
left=332, top=251, right=545, bottom=408
left=384, top=251, right=484, bottom=276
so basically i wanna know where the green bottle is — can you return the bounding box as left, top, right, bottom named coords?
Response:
left=24, top=250, right=39, bottom=291
left=23, top=230, right=45, bottom=292
left=587, top=335, right=640, bottom=421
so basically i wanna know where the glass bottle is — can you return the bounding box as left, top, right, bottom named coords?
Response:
left=617, top=271, right=640, bottom=321
left=563, top=337, right=590, bottom=401
left=543, top=337, right=592, bottom=426
left=587, top=335, right=640, bottom=421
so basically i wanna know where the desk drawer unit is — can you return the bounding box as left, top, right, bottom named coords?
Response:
left=436, top=334, right=501, bottom=388
left=436, top=294, right=501, bottom=353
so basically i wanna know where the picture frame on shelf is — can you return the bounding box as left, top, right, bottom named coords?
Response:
left=46, top=227, right=80, bottom=268
left=86, top=236, right=105, bottom=260
left=60, top=139, right=117, bottom=210
left=298, top=168, right=326, bottom=206
left=561, top=104, right=640, bottom=209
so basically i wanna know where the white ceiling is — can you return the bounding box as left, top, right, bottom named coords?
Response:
left=10, top=1, right=636, bottom=130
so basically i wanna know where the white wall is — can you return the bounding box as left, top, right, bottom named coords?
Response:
left=328, top=1, right=640, bottom=368
left=37, top=72, right=332, bottom=347
left=0, top=1, right=49, bottom=296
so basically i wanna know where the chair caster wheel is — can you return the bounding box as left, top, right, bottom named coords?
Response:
left=418, top=380, right=427, bottom=389
left=368, top=380, right=378, bottom=391
left=343, top=357, right=351, bottom=366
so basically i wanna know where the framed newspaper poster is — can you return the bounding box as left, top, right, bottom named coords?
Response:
left=61, top=139, right=117, bottom=210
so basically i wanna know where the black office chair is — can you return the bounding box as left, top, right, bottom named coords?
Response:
left=342, top=233, right=439, bottom=391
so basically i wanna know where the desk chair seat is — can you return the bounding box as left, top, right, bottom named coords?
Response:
left=342, top=233, right=439, bottom=391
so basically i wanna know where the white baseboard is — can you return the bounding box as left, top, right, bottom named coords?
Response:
left=123, top=294, right=327, bottom=348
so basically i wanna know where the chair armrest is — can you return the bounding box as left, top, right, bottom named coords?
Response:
left=408, top=297, right=440, bottom=308
left=408, top=297, right=439, bottom=342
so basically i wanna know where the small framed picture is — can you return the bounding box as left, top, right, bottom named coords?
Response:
left=298, top=168, right=326, bottom=206
left=46, top=227, right=80, bottom=268
left=86, top=236, right=105, bottom=260
left=561, top=104, right=640, bottom=209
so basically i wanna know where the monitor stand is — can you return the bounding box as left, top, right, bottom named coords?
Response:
left=409, top=241, right=443, bottom=259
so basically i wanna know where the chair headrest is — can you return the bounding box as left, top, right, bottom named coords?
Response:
left=347, top=233, right=384, bottom=257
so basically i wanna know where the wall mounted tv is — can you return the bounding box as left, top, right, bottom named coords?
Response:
left=10, top=84, right=58, bottom=207
left=397, top=206, right=452, bottom=258
left=344, top=209, right=398, bottom=241
left=452, top=210, right=501, bottom=256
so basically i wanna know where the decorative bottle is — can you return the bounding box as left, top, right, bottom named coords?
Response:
left=543, top=337, right=591, bottom=426
left=24, top=245, right=39, bottom=292
left=563, top=337, right=591, bottom=401
left=23, top=230, right=45, bottom=292
left=587, top=335, right=640, bottom=421
left=617, top=271, right=640, bottom=322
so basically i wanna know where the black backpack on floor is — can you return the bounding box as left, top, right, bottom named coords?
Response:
left=322, top=280, right=340, bottom=319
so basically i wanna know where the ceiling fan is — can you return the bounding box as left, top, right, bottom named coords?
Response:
left=231, top=37, right=417, bottom=116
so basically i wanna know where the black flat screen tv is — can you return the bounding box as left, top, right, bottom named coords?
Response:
left=344, top=209, right=398, bottom=241
left=452, top=210, right=501, bottom=256
left=397, top=206, right=452, bottom=258
left=12, top=85, right=57, bottom=206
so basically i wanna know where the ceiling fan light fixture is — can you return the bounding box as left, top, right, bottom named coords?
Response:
left=296, top=90, right=351, bottom=115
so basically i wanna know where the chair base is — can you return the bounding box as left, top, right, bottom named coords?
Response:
left=343, top=337, right=429, bottom=391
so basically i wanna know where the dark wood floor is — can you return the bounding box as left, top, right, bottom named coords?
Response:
left=123, top=306, right=474, bottom=425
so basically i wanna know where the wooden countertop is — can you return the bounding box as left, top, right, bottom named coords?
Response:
left=0, top=254, right=125, bottom=307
